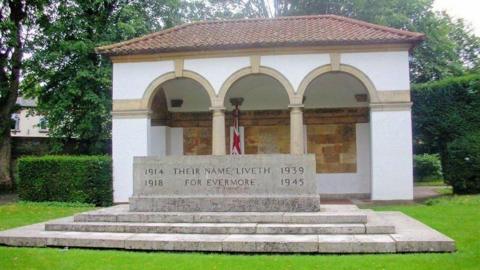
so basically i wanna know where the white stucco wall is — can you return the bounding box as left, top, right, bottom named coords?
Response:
left=149, top=126, right=167, bottom=156
left=113, top=61, right=174, bottom=100
left=261, top=54, right=330, bottom=92
left=112, top=117, right=151, bottom=202
left=341, top=51, right=410, bottom=91
left=112, top=51, right=410, bottom=102
left=370, top=108, right=414, bottom=200
left=166, top=127, right=184, bottom=156
left=316, top=123, right=371, bottom=196
left=184, top=57, right=250, bottom=94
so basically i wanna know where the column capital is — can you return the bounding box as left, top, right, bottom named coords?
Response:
left=209, top=106, right=226, bottom=112
left=289, top=104, right=304, bottom=114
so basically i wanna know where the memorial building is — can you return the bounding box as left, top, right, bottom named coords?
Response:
left=98, top=14, right=425, bottom=203
left=0, top=14, right=456, bottom=254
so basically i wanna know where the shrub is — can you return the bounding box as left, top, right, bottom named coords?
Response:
left=412, top=74, right=480, bottom=165
left=444, top=133, right=480, bottom=194
left=413, top=154, right=443, bottom=182
left=17, top=155, right=112, bottom=206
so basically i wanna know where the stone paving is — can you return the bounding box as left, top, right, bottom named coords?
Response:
left=0, top=204, right=455, bottom=253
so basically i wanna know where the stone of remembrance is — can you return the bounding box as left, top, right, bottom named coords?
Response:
left=130, top=154, right=319, bottom=212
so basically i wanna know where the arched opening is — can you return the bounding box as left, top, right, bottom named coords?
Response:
left=302, top=71, right=371, bottom=197
left=149, top=77, right=212, bottom=156
left=304, top=72, right=369, bottom=108
left=223, top=74, right=290, bottom=154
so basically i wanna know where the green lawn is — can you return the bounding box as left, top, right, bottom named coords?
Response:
left=0, top=196, right=479, bottom=270
left=414, top=180, right=446, bottom=186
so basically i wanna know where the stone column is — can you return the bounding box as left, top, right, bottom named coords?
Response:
left=211, top=106, right=226, bottom=155
left=289, top=104, right=305, bottom=155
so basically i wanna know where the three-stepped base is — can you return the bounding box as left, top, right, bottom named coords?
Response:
left=0, top=204, right=455, bottom=253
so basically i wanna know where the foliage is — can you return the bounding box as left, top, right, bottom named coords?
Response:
left=17, top=155, right=112, bottom=206
left=23, top=0, right=181, bottom=154
left=444, top=132, right=480, bottom=194
left=1, top=195, right=480, bottom=269
left=20, top=0, right=479, bottom=156
left=0, top=0, right=51, bottom=190
left=412, top=74, right=480, bottom=166
left=413, top=153, right=443, bottom=182
left=214, top=0, right=480, bottom=83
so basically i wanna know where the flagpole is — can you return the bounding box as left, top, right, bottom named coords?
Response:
left=229, top=98, right=244, bottom=155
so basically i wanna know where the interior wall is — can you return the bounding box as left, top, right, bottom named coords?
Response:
left=244, top=125, right=290, bottom=154
left=316, top=123, right=371, bottom=196
left=307, top=124, right=357, bottom=173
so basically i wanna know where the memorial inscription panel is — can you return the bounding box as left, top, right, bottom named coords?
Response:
left=130, top=154, right=320, bottom=212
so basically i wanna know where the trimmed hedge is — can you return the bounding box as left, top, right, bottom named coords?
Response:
left=17, top=155, right=112, bottom=206
left=444, top=133, right=480, bottom=194
left=412, top=74, right=480, bottom=164
left=413, top=154, right=443, bottom=182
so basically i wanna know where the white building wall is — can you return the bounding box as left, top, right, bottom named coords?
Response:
left=341, top=51, right=410, bottom=91
left=167, top=128, right=183, bottom=156
left=11, top=109, right=48, bottom=137
left=149, top=126, right=167, bottom=156
left=111, top=51, right=410, bottom=100
left=261, top=54, right=330, bottom=92
left=184, top=57, right=250, bottom=94
left=112, top=117, right=151, bottom=202
left=370, top=108, right=414, bottom=200
left=113, top=60, right=174, bottom=100
left=316, top=123, right=371, bottom=196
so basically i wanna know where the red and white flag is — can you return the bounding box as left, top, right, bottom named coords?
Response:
left=231, top=105, right=242, bottom=155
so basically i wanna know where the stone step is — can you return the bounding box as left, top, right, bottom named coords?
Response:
left=45, top=221, right=394, bottom=235
left=0, top=230, right=399, bottom=253
left=0, top=229, right=452, bottom=253
left=0, top=211, right=456, bottom=253
left=74, top=211, right=368, bottom=224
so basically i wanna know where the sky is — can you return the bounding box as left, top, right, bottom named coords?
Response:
left=433, top=0, right=480, bottom=36
left=265, top=0, right=480, bottom=36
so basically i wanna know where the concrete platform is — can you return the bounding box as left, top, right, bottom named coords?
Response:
left=73, top=205, right=368, bottom=224
left=46, top=220, right=395, bottom=235
left=0, top=205, right=455, bottom=253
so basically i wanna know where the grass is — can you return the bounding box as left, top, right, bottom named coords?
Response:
left=0, top=196, right=479, bottom=270
left=414, top=180, right=446, bottom=186
left=0, top=201, right=95, bottom=231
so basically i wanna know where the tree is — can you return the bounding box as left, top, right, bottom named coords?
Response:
left=24, top=0, right=181, bottom=154
left=209, top=0, right=479, bottom=83
left=0, top=0, right=48, bottom=190
left=411, top=74, right=480, bottom=168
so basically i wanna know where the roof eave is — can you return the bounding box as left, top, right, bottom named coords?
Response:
left=97, top=38, right=424, bottom=58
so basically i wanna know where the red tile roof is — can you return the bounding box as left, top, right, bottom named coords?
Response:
left=97, top=15, right=424, bottom=56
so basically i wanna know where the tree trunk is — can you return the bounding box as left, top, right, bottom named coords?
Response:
left=0, top=132, right=12, bottom=191
left=0, top=0, right=27, bottom=191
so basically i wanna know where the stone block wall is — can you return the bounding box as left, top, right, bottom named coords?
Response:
left=183, top=127, right=212, bottom=155
left=244, top=126, right=290, bottom=154
left=307, top=124, right=357, bottom=173
left=161, top=108, right=367, bottom=173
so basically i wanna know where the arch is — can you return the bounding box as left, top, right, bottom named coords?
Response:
left=217, top=66, right=296, bottom=107
left=142, top=70, right=216, bottom=109
left=296, top=64, right=379, bottom=103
